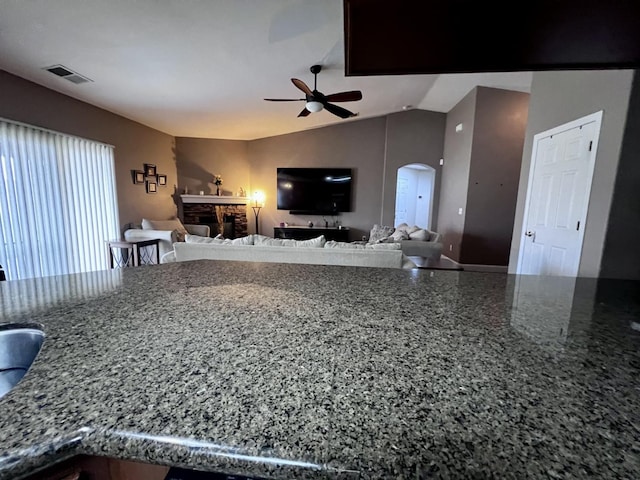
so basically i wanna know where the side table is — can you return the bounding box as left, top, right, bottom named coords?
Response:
left=106, top=238, right=160, bottom=268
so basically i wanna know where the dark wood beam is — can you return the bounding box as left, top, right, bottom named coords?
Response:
left=344, top=0, right=640, bottom=76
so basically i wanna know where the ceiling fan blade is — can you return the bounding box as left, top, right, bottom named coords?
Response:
left=264, top=98, right=306, bottom=101
left=298, top=108, right=311, bottom=117
left=291, top=78, right=313, bottom=96
left=324, top=90, right=363, bottom=102
left=324, top=102, right=356, bottom=119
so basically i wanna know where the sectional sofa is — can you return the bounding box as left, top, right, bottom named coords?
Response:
left=164, top=234, right=406, bottom=269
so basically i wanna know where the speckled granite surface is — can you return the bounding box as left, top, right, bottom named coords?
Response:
left=0, top=261, right=639, bottom=479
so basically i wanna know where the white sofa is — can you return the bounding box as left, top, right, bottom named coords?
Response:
left=368, top=223, right=443, bottom=260
left=165, top=234, right=404, bottom=269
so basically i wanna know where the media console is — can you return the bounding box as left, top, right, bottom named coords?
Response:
left=273, top=226, right=350, bottom=242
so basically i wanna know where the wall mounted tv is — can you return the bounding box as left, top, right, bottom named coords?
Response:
left=277, top=167, right=353, bottom=215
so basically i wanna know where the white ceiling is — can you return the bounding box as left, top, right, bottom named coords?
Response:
left=0, top=0, right=532, bottom=140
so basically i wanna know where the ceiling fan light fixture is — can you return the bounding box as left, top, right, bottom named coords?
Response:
left=305, top=101, right=323, bottom=113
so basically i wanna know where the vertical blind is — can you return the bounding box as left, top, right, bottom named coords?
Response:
left=0, top=120, right=119, bottom=280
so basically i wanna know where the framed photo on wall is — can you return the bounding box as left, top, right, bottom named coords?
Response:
left=144, top=164, right=156, bottom=177
left=133, top=170, right=145, bottom=184
left=146, top=181, right=157, bottom=194
left=157, top=174, right=167, bottom=186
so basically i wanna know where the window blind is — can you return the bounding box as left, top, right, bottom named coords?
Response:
left=0, top=120, right=119, bottom=280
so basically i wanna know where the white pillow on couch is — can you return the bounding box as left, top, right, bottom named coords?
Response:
left=142, top=218, right=189, bottom=242
left=390, top=229, right=409, bottom=242
left=369, top=224, right=395, bottom=243
left=254, top=235, right=326, bottom=248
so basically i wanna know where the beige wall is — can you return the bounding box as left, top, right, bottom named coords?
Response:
left=437, top=87, right=529, bottom=266
left=598, top=72, right=640, bottom=280
left=0, top=70, right=177, bottom=231
left=381, top=110, right=446, bottom=227
left=246, top=117, right=388, bottom=240
left=437, top=89, right=477, bottom=262
left=175, top=137, right=250, bottom=197
left=508, top=69, right=635, bottom=277
left=463, top=87, right=529, bottom=265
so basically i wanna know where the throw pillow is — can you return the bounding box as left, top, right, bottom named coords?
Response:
left=406, top=225, right=420, bottom=235
left=409, top=229, right=430, bottom=241
left=253, top=234, right=275, bottom=246
left=390, top=229, right=409, bottom=242
left=231, top=235, right=254, bottom=245
left=369, top=224, right=395, bottom=243
left=142, top=218, right=189, bottom=242
left=395, top=223, right=410, bottom=232
left=185, top=234, right=228, bottom=244
left=289, top=235, right=326, bottom=248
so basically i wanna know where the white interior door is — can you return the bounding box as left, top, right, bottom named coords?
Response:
left=517, top=112, right=602, bottom=277
left=394, top=175, right=410, bottom=226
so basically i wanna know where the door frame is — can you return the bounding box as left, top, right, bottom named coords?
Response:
left=516, top=110, right=603, bottom=276
left=393, top=163, right=436, bottom=229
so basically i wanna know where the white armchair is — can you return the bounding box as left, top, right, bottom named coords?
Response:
left=124, top=224, right=210, bottom=260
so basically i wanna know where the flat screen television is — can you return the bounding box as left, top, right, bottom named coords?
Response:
left=277, top=167, right=352, bottom=214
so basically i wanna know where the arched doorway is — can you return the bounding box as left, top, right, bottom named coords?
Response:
left=394, top=163, right=435, bottom=229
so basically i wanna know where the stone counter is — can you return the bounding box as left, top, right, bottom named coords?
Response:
left=0, top=261, right=639, bottom=479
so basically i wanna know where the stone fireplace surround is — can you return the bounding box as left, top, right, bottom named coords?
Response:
left=180, top=195, right=248, bottom=238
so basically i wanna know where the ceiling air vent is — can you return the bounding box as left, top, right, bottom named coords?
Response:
left=43, top=64, right=92, bottom=84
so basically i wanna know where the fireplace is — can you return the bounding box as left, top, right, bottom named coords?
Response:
left=180, top=195, right=248, bottom=238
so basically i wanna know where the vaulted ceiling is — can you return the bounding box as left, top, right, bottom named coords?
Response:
left=0, top=0, right=532, bottom=140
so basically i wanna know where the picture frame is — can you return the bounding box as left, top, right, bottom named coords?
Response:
left=157, top=174, right=167, bottom=186
left=144, top=163, right=156, bottom=177
left=146, top=181, right=157, bottom=194
left=133, top=170, right=145, bottom=184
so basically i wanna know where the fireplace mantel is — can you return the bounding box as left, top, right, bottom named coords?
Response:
left=180, top=195, right=249, bottom=205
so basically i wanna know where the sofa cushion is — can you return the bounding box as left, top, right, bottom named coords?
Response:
left=396, top=223, right=410, bottom=232
left=409, top=228, right=430, bottom=241
left=369, top=224, right=395, bottom=243
left=365, top=242, right=402, bottom=250
left=142, top=218, right=189, bottom=242
left=325, top=240, right=366, bottom=249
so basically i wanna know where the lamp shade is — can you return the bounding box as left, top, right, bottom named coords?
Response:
left=305, top=101, right=323, bottom=113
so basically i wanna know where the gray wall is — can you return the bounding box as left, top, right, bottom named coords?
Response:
left=246, top=117, right=387, bottom=239
left=381, top=110, right=446, bottom=227
left=600, top=72, right=640, bottom=280
left=437, top=89, right=477, bottom=262
left=508, top=69, right=635, bottom=277
left=175, top=137, right=250, bottom=197
left=463, top=87, right=529, bottom=265
left=0, top=70, right=177, bottom=231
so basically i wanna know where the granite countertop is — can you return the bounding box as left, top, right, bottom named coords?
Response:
left=0, top=261, right=639, bottom=479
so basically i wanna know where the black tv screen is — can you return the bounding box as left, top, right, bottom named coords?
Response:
left=277, top=168, right=352, bottom=214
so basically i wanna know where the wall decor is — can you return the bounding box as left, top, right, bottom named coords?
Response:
left=144, top=163, right=156, bottom=177
left=157, top=174, right=167, bottom=186
left=132, top=170, right=145, bottom=184
left=146, top=181, right=157, bottom=194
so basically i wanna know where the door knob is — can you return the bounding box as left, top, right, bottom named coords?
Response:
left=524, top=231, right=535, bottom=237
